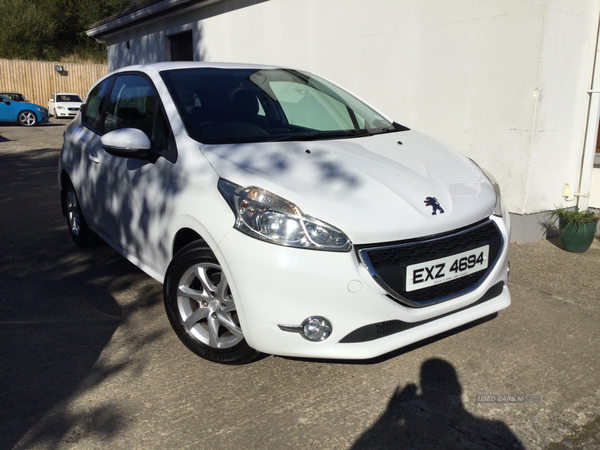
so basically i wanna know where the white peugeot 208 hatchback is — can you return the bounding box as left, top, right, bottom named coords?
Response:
left=59, top=62, right=511, bottom=364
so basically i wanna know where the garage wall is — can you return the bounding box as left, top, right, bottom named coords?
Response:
left=102, top=0, right=600, bottom=237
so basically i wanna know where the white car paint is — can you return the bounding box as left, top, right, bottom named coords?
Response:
left=59, top=62, right=511, bottom=362
left=200, top=131, right=496, bottom=244
left=49, top=93, right=83, bottom=118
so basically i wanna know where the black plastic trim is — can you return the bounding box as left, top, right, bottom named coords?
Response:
left=339, top=281, right=504, bottom=343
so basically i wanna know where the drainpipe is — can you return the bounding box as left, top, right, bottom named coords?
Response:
left=578, top=12, right=600, bottom=211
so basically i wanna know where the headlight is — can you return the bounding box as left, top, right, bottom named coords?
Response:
left=470, top=159, right=503, bottom=217
left=483, top=169, right=503, bottom=217
left=218, top=178, right=352, bottom=251
left=36, top=107, right=46, bottom=113
left=57, top=106, right=66, bottom=110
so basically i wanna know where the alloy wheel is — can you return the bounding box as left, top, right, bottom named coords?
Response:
left=66, top=188, right=81, bottom=237
left=18, top=111, right=37, bottom=126
left=176, top=262, right=243, bottom=349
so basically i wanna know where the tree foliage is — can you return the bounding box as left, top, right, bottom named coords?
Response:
left=0, top=0, right=137, bottom=63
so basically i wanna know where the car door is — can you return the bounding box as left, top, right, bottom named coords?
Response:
left=99, top=73, right=177, bottom=273
left=67, top=77, right=114, bottom=230
left=0, top=95, right=17, bottom=122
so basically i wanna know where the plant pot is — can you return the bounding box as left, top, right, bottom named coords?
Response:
left=559, top=218, right=598, bottom=253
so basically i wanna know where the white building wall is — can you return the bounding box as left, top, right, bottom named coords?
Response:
left=104, top=0, right=600, bottom=239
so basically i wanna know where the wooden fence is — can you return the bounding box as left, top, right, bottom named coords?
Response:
left=0, top=59, right=108, bottom=108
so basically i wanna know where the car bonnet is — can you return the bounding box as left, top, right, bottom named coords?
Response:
left=200, top=130, right=497, bottom=244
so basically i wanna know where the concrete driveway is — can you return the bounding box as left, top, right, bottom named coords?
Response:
left=1, top=121, right=599, bottom=449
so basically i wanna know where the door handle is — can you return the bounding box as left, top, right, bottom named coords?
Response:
left=88, top=152, right=99, bottom=164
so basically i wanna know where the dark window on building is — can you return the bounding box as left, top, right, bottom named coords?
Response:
left=169, top=31, right=193, bottom=62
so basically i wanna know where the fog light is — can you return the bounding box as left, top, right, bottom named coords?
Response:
left=301, top=316, right=332, bottom=341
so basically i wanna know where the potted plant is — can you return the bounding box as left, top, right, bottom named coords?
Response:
left=549, top=206, right=599, bottom=253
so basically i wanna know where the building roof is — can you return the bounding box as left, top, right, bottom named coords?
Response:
left=87, top=0, right=218, bottom=39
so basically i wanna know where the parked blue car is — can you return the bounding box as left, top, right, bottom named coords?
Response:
left=0, top=94, right=48, bottom=126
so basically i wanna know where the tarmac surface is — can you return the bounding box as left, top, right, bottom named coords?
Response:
left=1, top=120, right=599, bottom=449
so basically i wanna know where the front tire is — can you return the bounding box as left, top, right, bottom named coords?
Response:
left=164, top=242, right=260, bottom=365
left=18, top=110, right=37, bottom=126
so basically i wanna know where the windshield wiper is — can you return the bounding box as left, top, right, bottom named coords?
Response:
left=367, top=122, right=411, bottom=136
left=271, top=131, right=323, bottom=142
left=270, top=129, right=370, bottom=142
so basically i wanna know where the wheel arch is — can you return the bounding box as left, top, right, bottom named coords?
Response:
left=172, top=227, right=206, bottom=258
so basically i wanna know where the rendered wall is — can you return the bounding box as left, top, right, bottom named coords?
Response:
left=104, top=0, right=600, bottom=224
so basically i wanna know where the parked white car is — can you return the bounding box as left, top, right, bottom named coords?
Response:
left=49, top=93, right=83, bottom=118
left=59, top=62, right=511, bottom=364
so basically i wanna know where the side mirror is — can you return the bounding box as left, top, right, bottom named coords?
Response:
left=2, top=99, right=11, bottom=105
left=49, top=99, right=54, bottom=102
left=101, top=128, right=157, bottom=162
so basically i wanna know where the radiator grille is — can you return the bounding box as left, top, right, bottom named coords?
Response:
left=357, top=220, right=503, bottom=307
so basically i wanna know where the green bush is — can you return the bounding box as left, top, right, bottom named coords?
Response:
left=0, top=0, right=136, bottom=64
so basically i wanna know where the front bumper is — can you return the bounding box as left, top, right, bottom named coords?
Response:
left=215, top=214, right=511, bottom=360
left=55, top=110, right=77, bottom=117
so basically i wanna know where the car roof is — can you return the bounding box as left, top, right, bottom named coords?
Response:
left=112, top=61, right=280, bottom=76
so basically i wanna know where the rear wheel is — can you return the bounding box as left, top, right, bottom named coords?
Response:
left=65, top=183, right=96, bottom=246
left=17, top=110, right=37, bottom=127
left=164, top=242, right=260, bottom=365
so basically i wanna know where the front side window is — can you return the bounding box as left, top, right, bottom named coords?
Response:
left=160, top=68, right=403, bottom=144
left=82, top=78, right=113, bottom=131
left=104, top=75, right=156, bottom=137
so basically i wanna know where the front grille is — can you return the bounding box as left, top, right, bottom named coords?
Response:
left=340, top=281, right=504, bottom=343
left=357, top=219, right=503, bottom=307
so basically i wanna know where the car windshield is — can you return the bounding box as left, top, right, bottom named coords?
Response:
left=57, top=95, right=82, bottom=102
left=1, top=93, right=26, bottom=102
left=160, top=68, right=407, bottom=144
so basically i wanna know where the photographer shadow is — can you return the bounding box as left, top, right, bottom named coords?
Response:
left=352, top=358, right=525, bottom=449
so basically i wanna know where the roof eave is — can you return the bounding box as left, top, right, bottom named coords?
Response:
left=87, top=0, right=220, bottom=40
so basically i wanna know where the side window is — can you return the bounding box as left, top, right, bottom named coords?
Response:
left=82, top=78, right=112, bottom=131
left=104, top=75, right=156, bottom=137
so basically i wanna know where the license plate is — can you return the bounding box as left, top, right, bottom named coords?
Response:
left=406, top=245, right=489, bottom=292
